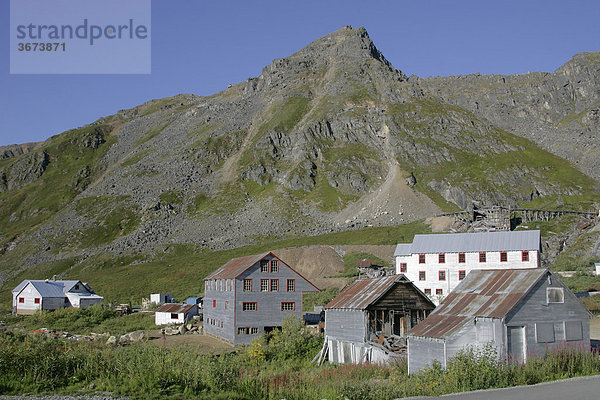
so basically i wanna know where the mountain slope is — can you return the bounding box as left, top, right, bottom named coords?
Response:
left=0, top=26, right=598, bottom=297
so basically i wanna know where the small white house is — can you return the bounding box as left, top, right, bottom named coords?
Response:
left=395, top=230, right=541, bottom=304
left=12, top=279, right=103, bottom=315
left=155, top=303, right=198, bottom=325
left=150, top=293, right=174, bottom=305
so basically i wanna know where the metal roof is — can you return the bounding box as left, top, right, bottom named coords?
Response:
left=408, top=268, right=548, bottom=339
left=14, top=280, right=84, bottom=297
left=325, top=275, right=433, bottom=310
left=155, top=303, right=196, bottom=313
left=398, top=230, right=540, bottom=255
left=205, top=252, right=271, bottom=280
left=393, top=243, right=412, bottom=257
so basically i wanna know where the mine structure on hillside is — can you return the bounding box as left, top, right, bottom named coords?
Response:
left=438, top=205, right=598, bottom=232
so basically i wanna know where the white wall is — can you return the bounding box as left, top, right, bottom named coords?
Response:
left=397, top=250, right=539, bottom=303
left=155, top=311, right=184, bottom=325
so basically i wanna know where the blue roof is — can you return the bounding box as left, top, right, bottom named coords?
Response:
left=395, top=230, right=540, bottom=255
left=13, top=280, right=84, bottom=297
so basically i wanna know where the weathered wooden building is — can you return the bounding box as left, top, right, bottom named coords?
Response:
left=203, top=252, right=319, bottom=345
left=324, top=275, right=435, bottom=364
left=12, top=279, right=103, bottom=315
left=395, top=230, right=541, bottom=303
left=407, top=268, right=591, bottom=374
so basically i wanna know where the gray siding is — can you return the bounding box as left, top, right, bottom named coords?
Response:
left=505, top=275, right=591, bottom=359
left=203, top=279, right=236, bottom=343
left=408, top=337, right=445, bottom=374
left=204, top=254, right=317, bottom=345
left=325, top=309, right=367, bottom=343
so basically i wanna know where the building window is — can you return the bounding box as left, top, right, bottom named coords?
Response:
left=419, top=254, right=426, bottom=264
left=225, top=301, right=229, bottom=310
left=243, top=279, right=252, bottom=292
left=547, top=287, right=564, bottom=303
left=74, top=284, right=80, bottom=290
left=287, top=279, right=295, bottom=292
left=436, top=289, right=443, bottom=295
left=459, top=270, right=466, bottom=280
left=400, top=263, right=407, bottom=273
left=479, top=252, right=486, bottom=263
left=18, top=297, right=24, bottom=303
left=213, top=300, right=216, bottom=308
left=238, top=327, right=249, bottom=335
left=261, top=279, right=269, bottom=292
left=281, top=302, right=295, bottom=311
left=271, top=279, right=279, bottom=292
left=251, top=327, right=259, bottom=334
left=500, top=251, right=508, bottom=262
left=439, top=271, right=446, bottom=281
left=438, top=253, right=445, bottom=263
left=170, top=313, right=178, bottom=319
left=34, top=298, right=40, bottom=304
left=419, top=271, right=426, bottom=281
left=424, top=289, right=431, bottom=295
left=458, top=253, right=465, bottom=263
left=270, top=260, right=279, bottom=273
left=522, top=251, right=529, bottom=262
left=242, top=302, right=257, bottom=311
left=260, top=260, right=269, bottom=272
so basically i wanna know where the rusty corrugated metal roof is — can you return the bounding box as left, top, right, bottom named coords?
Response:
left=205, top=252, right=271, bottom=280
left=155, top=303, right=195, bottom=313
left=325, top=275, right=433, bottom=310
left=408, top=268, right=548, bottom=339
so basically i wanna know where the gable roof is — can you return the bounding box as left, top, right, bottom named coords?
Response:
left=13, top=280, right=86, bottom=297
left=396, top=230, right=540, bottom=255
left=408, top=268, right=568, bottom=339
left=205, top=252, right=273, bottom=280
left=325, top=275, right=434, bottom=310
left=155, top=303, right=195, bottom=313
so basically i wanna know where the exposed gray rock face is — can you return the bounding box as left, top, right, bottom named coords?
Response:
left=0, top=26, right=598, bottom=283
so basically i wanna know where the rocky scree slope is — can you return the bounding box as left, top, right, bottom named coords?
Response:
left=0, top=26, right=598, bottom=289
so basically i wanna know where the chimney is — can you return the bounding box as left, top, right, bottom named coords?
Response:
left=52, top=275, right=57, bottom=281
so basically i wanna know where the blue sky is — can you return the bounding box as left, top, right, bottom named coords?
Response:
left=1, top=0, right=599, bottom=146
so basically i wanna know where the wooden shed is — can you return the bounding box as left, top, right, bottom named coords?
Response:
left=155, top=303, right=198, bottom=325
left=324, top=275, right=435, bottom=364
left=407, top=268, right=591, bottom=374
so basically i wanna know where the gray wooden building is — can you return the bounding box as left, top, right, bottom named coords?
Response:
left=407, top=268, right=591, bottom=374
left=203, top=252, right=319, bottom=345
left=324, top=275, right=435, bottom=364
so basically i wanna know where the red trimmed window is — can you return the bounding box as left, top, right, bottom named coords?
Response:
left=281, top=302, right=295, bottom=311
left=400, top=263, right=407, bottom=273
left=419, top=254, right=426, bottom=264
left=436, top=289, right=443, bottom=295
left=459, top=270, right=466, bottom=280
left=18, top=297, right=24, bottom=303
left=419, top=271, right=426, bottom=281
left=287, top=279, right=295, bottom=292
left=424, top=289, right=431, bottom=295
left=270, top=260, right=279, bottom=273
left=260, top=279, right=269, bottom=292
left=242, top=302, right=257, bottom=311
left=479, top=252, right=486, bottom=263
left=522, top=251, right=529, bottom=262
left=458, top=253, right=466, bottom=263
left=500, top=252, right=508, bottom=262
left=243, top=279, right=252, bottom=292
left=34, top=298, right=40, bottom=304
left=260, top=260, right=269, bottom=273
left=439, top=271, right=446, bottom=281
left=438, top=253, right=445, bottom=263
left=271, top=279, right=279, bottom=292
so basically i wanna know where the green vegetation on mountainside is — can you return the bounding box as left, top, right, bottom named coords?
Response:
left=0, top=125, right=116, bottom=249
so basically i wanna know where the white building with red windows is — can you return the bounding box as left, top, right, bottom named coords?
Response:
left=395, top=230, right=541, bottom=304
